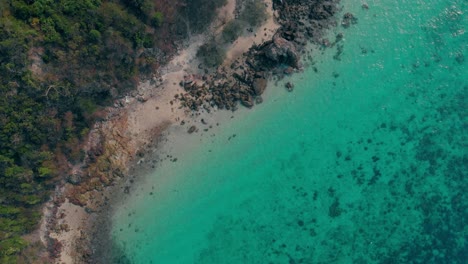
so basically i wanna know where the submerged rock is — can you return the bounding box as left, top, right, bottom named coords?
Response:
left=342, top=12, right=358, bottom=28
left=255, top=96, right=263, bottom=104
left=310, top=2, right=337, bottom=20
left=187, top=125, right=197, bottom=134
left=285, top=82, right=294, bottom=92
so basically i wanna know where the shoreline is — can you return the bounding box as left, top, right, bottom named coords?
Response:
left=40, top=0, right=343, bottom=262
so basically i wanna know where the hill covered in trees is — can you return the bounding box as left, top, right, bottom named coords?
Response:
left=0, top=0, right=225, bottom=262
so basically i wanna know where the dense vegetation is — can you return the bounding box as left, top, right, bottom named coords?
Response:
left=0, top=0, right=238, bottom=262
left=185, top=0, right=227, bottom=33
left=0, top=0, right=170, bottom=262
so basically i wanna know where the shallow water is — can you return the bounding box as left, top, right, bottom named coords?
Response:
left=110, top=0, right=467, bottom=263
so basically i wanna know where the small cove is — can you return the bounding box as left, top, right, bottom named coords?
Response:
left=109, top=1, right=467, bottom=263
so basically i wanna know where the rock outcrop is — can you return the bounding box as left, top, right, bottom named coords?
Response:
left=263, top=35, right=300, bottom=68
left=178, top=0, right=340, bottom=112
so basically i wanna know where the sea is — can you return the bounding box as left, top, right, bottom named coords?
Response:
left=108, top=0, right=467, bottom=263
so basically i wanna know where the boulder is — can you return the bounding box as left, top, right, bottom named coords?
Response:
left=285, top=82, right=294, bottom=92
left=187, top=125, right=197, bottom=134
left=255, top=96, right=263, bottom=104
left=240, top=95, right=254, bottom=108
left=137, top=95, right=148, bottom=103
left=342, top=12, right=358, bottom=28
left=294, top=32, right=307, bottom=46
left=67, top=173, right=82, bottom=185
left=284, top=67, right=294, bottom=75
left=263, top=35, right=300, bottom=68
left=252, top=78, right=267, bottom=95
left=310, top=2, right=337, bottom=21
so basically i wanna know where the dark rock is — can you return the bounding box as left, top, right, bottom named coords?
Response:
left=233, top=72, right=249, bottom=84
left=187, top=125, right=197, bottom=134
left=294, top=32, right=307, bottom=46
left=335, top=33, right=344, bottom=42
left=138, top=96, right=148, bottom=103
left=264, top=35, right=300, bottom=68
left=455, top=53, right=464, bottom=64
left=67, top=172, right=82, bottom=185
left=310, top=2, right=336, bottom=20
left=240, top=95, right=254, bottom=108
left=284, top=67, right=294, bottom=75
left=342, top=12, right=358, bottom=28
left=183, top=75, right=194, bottom=85
left=255, top=96, right=263, bottom=104
left=285, top=82, right=294, bottom=92
left=322, top=38, right=331, bottom=47
left=306, top=27, right=315, bottom=38
left=253, top=71, right=265, bottom=78
left=329, top=198, right=342, bottom=218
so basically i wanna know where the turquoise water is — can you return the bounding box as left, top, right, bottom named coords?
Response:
left=110, top=0, right=467, bottom=263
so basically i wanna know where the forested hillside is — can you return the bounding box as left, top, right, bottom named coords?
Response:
left=0, top=0, right=164, bottom=261
left=0, top=0, right=224, bottom=262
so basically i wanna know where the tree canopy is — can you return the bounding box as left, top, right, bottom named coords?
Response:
left=0, top=0, right=166, bottom=261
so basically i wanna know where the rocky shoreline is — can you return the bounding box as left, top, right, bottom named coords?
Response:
left=178, top=0, right=341, bottom=111
left=41, top=0, right=348, bottom=262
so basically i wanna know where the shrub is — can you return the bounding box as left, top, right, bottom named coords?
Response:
left=89, top=29, right=101, bottom=42
left=38, top=166, right=52, bottom=178
left=196, top=39, right=225, bottom=67
left=0, top=236, right=28, bottom=262
left=239, top=0, right=267, bottom=28
left=185, top=0, right=228, bottom=33
left=152, top=11, right=164, bottom=27
left=221, top=20, right=242, bottom=43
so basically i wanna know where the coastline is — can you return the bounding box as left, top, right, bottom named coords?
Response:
left=39, top=0, right=342, bottom=262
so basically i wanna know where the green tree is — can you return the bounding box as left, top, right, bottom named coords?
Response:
left=196, top=39, right=225, bottom=67
left=221, top=20, right=242, bottom=43
left=152, top=11, right=163, bottom=27
left=239, top=0, right=267, bottom=27
left=0, top=0, right=224, bottom=260
left=89, top=29, right=101, bottom=42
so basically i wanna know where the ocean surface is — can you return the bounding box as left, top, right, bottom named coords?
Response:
left=110, top=0, right=467, bottom=263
